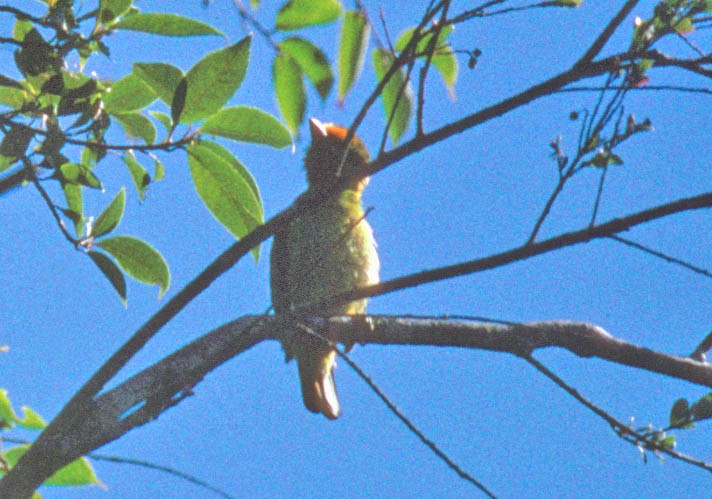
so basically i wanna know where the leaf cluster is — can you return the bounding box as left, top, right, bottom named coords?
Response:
left=0, top=389, right=99, bottom=494
left=0, top=1, right=294, bottom=303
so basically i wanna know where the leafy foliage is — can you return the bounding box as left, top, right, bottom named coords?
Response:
left=0, top=389, right=99, bottom=492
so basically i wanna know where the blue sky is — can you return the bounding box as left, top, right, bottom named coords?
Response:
left=1, top=0, right=712, bottom=497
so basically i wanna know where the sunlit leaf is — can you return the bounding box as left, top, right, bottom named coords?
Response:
left=116, top=12, right=224, bottom=37
left=153, top=157, right=165, bottom=181
left=179, top=37, right=251, bottom=123
left=113, top=112, right=157, bottom=144
left=62, top=183, right=83, bottom=234
left=4, top=445, right=100, bottom=486
left=272, top=52, right=305, bottom=134
left=60, top=162, right=103, bottom=189
left=15, top=406, right=46, bottom=430
left=338, top=10, right=370, bottom=103
left=103, top=73, right=157, bottom=113
left=45, top=456, right=100, bottom=486
left=201, top=106, right=292, bottom=148
left=372, top=48, right=413, bottom=144
left=280, top=37, right=333, bottom=99
left=98, top=236, right=170, bottom=297
left=149, top=110, right=173, bottom=133
left=187, top=141, right=263, bottom=260
left=276, top=0, right=341, bottom=31
left=92, top=188, right=126, bottom=238
left=0, top=86, right=27, bottom=110
left=0, top=389, right=19, bottom=425
left=133, top=62, right=184, bottom=105
left=122, top=152, right=150, bottom=200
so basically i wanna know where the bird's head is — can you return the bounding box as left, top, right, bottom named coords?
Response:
left=304, top=118, right=371, bottom=193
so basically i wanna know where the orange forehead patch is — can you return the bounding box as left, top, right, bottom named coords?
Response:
left=323, top=124, right=349, bottom=140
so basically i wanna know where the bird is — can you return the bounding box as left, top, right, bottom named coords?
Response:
left=270, top=118, right=379, bottom=419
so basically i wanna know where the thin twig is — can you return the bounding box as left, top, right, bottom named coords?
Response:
left=89, top=453, right=236, bottom=499
left=589, top=166, right=608, bottom=226
left=0, top=437, right=235, bottom=499
left=690, top=330, right=712, bottom=362
left=336, top=346, right=498, bottom=498
left=558, top=84, right=712, bottom=95
left=231, top=0, right=279, bottom=51
left=577, top=0, right=641, bottom=66
left=27, top=161, right=78, bottom=246
left=415, top=1, right=451, bottom=137
left=525, top=355, right=712, bottom=473
left=610, top=235, right=712, bottom=279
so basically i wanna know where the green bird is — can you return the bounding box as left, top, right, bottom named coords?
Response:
left=271, top=118, right=379, bottom=419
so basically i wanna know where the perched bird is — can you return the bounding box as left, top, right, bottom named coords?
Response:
left=270, top=118, right=379, bottom=419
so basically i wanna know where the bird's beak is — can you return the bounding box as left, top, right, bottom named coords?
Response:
left=309, top=118, right=328, bottom=139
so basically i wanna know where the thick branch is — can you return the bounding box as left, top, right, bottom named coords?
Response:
left=3, top=315, right=710, bottom=497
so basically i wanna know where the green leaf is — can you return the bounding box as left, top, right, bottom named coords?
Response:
left=62, top=183, right=83, bottom=235
left=113, top=112, right=156, bottom=144
left=13, top=20, right=34, bottom=43
left=149, top=110, right=173, bottom=133
left=60, top=162, right=102, bottom=189
left=98, top=236, right=170, bottom=298
left=280, top=37, right=333, bottom=99
left=99, top=0, right=133, bottom=22
left=15, top=406, right=46, bottom=430
left=0, top=390, right=45, bottom=429
left=674, top=16, right=694, bottom=34
left=692, top=394, right=712, bottom=421
left=45, top=456, right=100, bottom=487
left=338, top=10, right=370, bottom=102
left=0, top=389, right=18, bottom=425
left=276, top=0, right=341, bottom=31
left=122, top=152, right=150, bottom=200
left=179, top=36, right=251, bottom=124
left=153, top=157, right=165, bottom=181
left=0, top=155, right=16, bottom=172
left=395, top=25, right=453, bottom=54
left=89, top=250, right=127, bottom=305
left=103, top=73, right=157, bottom=113
left=4, top=445, right=100, bottom=486
left=372, top=48, right=413, bottom=144
left=171, top=78, right=187, bottom=125
left=0, top=86, right=27, bottom=110
left=272, top=52, right=306, bottom=135
left=133, top=62, right=184, bottom=105
left=115, top=12, right=224, bottom=37
left=201, top=106, right=292, bottom=148
left=669, top=398, right=691, bottom=427
left=394, top=25, right=457, bottom=95
left=432, top=49, right=458, bottom=97
left=92, top=188, right=126, bottom=237
left=187, top=141, right=263, bottom=260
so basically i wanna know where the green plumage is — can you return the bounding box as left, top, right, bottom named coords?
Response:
left=270, top=119, right=379, bottom=419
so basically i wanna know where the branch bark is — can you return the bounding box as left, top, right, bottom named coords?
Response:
left=2, top=315, right=710, bottom=497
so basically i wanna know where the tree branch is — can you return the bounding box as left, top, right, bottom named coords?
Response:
left=3, top=315, right=711, bottom=497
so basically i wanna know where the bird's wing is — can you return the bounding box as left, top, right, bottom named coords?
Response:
left=270, top=220, right=292, bottom=314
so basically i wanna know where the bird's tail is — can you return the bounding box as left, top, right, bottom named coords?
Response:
left=297, top=349, right=341, bottom=419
